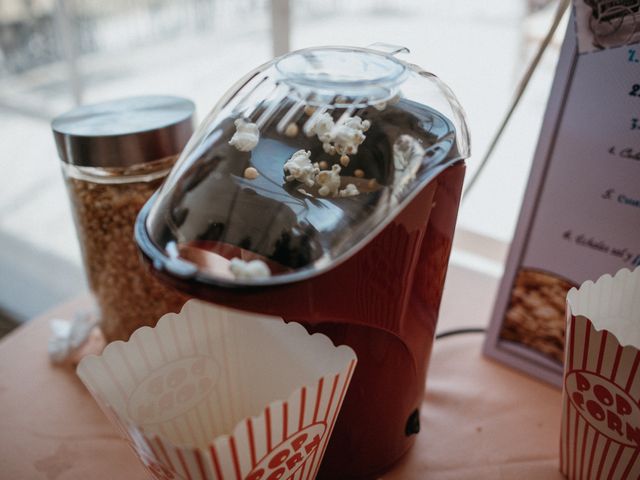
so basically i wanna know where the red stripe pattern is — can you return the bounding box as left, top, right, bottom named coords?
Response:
left=76, top=305, right=358, bottom=480
left=560, top=314, right=640, bottom=479
left=133, top=362, right=357, bottom=480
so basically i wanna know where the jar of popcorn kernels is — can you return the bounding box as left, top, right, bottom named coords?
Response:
left=52, top=96, right=195, bottom=342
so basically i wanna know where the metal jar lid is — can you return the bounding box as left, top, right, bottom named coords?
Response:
left=51, top=95, right=195, bottom=168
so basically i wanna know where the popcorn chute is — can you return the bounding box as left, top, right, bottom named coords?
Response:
left=135, top=45, right=470, bottom=479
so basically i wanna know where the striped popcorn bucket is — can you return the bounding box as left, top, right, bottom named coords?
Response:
left=560, top=267, right=640, bottom=480
left=77, top=299, right=357, bottom=480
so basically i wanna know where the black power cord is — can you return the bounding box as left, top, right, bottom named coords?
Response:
left=435, top=327, right=486, bottom=340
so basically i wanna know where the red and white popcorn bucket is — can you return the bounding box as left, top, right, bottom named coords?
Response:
left=77, top=300, right=357, bottom=480
left=560, top=268, right=640, bottom=480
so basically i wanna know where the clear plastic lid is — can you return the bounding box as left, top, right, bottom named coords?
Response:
left=136, top=45, right=470, bottom=286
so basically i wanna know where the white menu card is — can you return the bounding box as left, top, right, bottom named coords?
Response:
left=484, top=3, right=640, bottom=387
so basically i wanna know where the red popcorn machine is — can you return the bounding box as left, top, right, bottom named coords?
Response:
left=135, top=45, right=470, bottom=479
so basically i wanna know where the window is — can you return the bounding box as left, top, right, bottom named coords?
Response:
left=0, top=0, right=564, bottom=319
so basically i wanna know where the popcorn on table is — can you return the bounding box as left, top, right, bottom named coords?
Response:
left=48, top=311, right=98, bottom=365
left=229, top=118, right=260, bottom=152
left=229, top=258, right=271, bottom=280
left=284, top=150, right=319, bottom=188
left=316, top=164, right=342, bottom=197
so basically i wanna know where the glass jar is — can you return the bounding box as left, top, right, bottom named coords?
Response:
left=52, top=96, right=195, bottom=342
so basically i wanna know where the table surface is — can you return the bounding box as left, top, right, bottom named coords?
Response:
left=0, top=288, right=566, bottom=480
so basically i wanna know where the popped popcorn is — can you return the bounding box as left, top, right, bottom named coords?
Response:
left=229, top=118, right=260, bottom=152
left=392, top=134, right=426, bottom=196
left=323, top=143, right=337, bottom=155
left=307, top=112, right=334, bottom=142
left=316, top=164, right=342, bottom=197
left=329, top=124, right=360, bottom=155
left=229, top=258, right=271, bottom=280
left=339, top=183, right=359, bottom=197
left=328, top=116, right=370, bottom=156
left=344, top=116, right=371, bottom=132
left=393, top=134, right=425, bottom=171
left=284, top=149, right=318, bottom=188
left=48, top=311, right=98, bottom=365
left=307, top=113, right=370, bottom=156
